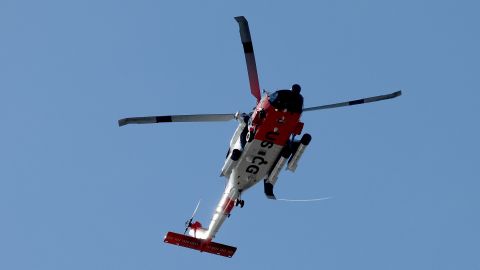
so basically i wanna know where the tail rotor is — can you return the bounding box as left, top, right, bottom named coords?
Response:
left=184, top=199, right=201, bottom=234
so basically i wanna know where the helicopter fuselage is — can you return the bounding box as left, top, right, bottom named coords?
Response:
left=148, top=16, right=401, bottom=257
left=195, top=90, right=306, bottom=241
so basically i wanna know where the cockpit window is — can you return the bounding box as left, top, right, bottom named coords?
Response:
left=269, top=90, right=303, bottom=113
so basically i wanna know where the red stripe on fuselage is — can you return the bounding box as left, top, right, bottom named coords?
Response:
left=224, top=197, right=235, bottom=214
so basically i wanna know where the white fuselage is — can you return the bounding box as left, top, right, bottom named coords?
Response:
left=194, top=92, right=304, bottom=241
left=196, top=120, right=283, bottom=241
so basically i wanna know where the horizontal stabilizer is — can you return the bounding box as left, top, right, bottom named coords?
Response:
left=164, top=232, right=237, bottom=258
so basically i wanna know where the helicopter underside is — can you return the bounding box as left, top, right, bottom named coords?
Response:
left=229, top=138, right=283, bottom=191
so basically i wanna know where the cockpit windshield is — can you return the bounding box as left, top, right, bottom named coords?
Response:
left=268, top=90, right=303, bottom=113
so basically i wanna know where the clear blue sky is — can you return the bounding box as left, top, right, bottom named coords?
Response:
left=1, top=0, right=479, bottom=269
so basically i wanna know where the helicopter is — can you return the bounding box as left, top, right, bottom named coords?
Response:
left=118, top=16, right=401, bottom=258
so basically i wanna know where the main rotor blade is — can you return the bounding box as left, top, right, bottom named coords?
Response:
left=118, top=113, right=236, bottom=127
left=303, top=90, right=402, bottom=112
left=235, top=16, right=261, bottom=103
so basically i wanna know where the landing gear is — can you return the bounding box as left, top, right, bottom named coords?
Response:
left=235, top=199, right=245, bottom=208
